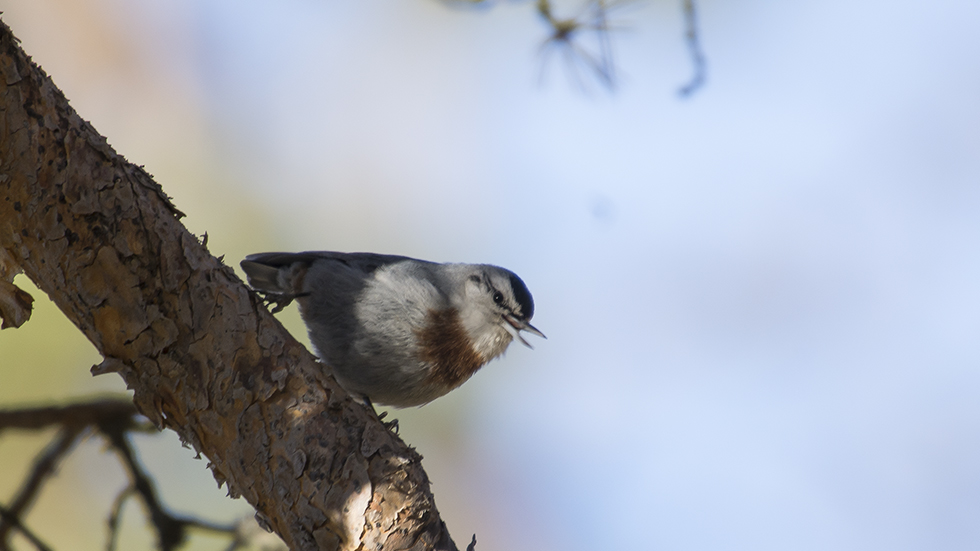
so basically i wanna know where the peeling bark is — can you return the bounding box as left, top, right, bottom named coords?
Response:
left=0, top=246, right=33, bottom=328
left=0, top=18, right=457, bottom=551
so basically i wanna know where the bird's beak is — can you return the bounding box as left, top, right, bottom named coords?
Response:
left=504, top=315, right=547, bottom=349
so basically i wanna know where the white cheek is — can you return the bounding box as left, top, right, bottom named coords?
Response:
left=471, top=325, right=513, bottom=361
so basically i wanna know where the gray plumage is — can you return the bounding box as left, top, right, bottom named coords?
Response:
left=241, top=251, right=543, bottom=407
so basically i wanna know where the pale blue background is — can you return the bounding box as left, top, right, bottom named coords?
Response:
left=3, top=0, right=979, bottom=550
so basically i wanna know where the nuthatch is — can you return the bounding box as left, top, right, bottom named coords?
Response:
left=241, top=252, right=544, bottom=407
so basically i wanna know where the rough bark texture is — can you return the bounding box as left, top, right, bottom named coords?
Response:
left=0, top=18, right=457, bottom=551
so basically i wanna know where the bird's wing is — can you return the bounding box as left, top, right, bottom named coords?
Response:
left=242, top=251, right=431, bottom=275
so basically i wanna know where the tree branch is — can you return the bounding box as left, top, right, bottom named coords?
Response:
left=0, top=17, right=455, bottom=551
left=0, top=398, right=276, bottom=551
left=106, top=486, right=136, bottom=551
left=0, top=427, right=80, bottom=544
left=678, top=0, right=707, bottom=97
left=0, top=504, right=54, bottom=551
left=0, top=399, right=140, bottom=433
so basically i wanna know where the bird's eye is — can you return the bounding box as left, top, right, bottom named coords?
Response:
left=492, top=291, right=504, bottom=304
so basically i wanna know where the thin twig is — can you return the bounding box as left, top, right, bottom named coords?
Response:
left=219, top=520, right=250, bottom=551
left=537, top=0, right=630, bottom=91
left=105, top=486, right=135, bottom=551
left=0, top=427, right=82, bottom=543
left=0, top=397, right=254, bottom=551
left=0, top=504, right=54, bottom=551
left=99, top=422, right=237, bottom=551
left=678, top=0, right=707, bottom=97
left=101, top=423, right=186, bottom=551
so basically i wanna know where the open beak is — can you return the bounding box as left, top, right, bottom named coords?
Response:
left=503, top=315, right=547, bottom=349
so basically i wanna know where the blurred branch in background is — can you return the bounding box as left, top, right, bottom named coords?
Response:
left=678, top=0, right=707, bottom=96
left=535, top=0, right=625, bottom=91
left=449, top=0, right=708, bottom=95
left=0, top=504, right=52, bottom=551
left=0, top=399, right=282, bottom=551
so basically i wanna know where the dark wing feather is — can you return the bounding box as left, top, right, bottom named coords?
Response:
left=243, top=251, right=427, bottom=274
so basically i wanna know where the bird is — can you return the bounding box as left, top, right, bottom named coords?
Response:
left=240, top=251, right=544, bottom=407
